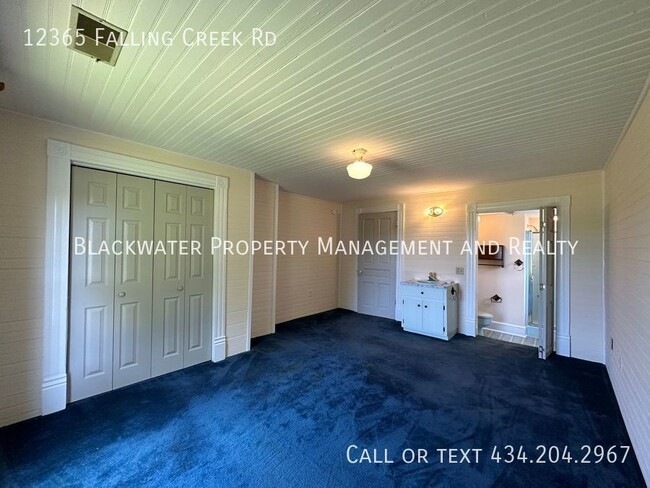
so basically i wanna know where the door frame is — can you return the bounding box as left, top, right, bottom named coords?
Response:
left=42, top=140, right=229, bottom=415
left=465, top=196, right=571, bottom=357
left=355, top=203, right=404, bottom=319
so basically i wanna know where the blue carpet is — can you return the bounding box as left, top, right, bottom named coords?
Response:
left=0, top=309, right=645, bottom=487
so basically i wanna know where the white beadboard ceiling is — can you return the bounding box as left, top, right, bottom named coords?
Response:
left=1, top=0, right=650, bottom=201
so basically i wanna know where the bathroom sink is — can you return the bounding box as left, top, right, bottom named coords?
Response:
left=416, top=280, right=436, bottom=283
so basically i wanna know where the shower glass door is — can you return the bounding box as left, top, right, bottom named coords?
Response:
left=525, top=229, right=541, bottom=331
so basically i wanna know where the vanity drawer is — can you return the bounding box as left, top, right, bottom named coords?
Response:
left=401, top=285, right=445, bottom=300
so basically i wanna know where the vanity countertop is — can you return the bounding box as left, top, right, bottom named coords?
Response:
left=401, top=279, right=457, bottom=288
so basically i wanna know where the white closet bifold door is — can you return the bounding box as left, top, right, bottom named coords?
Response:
left=184, top=186, right=214, bottom=367
left=69, top=167, right=117, bottom=401
left=70, top=170, right=215, bottom=399
left=113, top=174, right=155, bottom=389
left=152, top=181, right=187, bottom=377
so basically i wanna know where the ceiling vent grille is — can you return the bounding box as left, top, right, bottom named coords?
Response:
left=68, top=6, right=127, bottom=66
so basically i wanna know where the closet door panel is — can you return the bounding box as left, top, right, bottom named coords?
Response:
left=69, top=167, right=117, bottom=401
left=113, top=174, right=154, bottom=389
left=184, top=187, right=213, bottom=367
left=152, top=181, right=186, bottom=377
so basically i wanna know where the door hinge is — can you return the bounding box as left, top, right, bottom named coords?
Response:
left=443, top=305, right=445, bottom=311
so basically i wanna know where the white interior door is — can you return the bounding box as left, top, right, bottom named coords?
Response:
left=152, top=181, right=186, bottom=377
left=71, top=169, right=215, bottom=398
left=183, top=186, right=213, bottom=367
left=538, top=206, right=556, bottom=359
left=112, top=174, right=154, bottom=388
left=69, top=167, right=116, bottom=401
left=357, top=212, right=397, bottom=319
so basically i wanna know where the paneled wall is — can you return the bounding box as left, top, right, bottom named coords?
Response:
left=339, top=171, right=604, bottom=363
left=0, top=109, right=253, bottom=427
left=604, top=88, right=650, bottom=483
left=276, top=192, right=341, bottom=324
left=0, top=120, right=44, bottom=426
left=251, top=180, right=278, bottom=338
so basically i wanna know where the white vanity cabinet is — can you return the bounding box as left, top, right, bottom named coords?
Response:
left=400, top=281, right=459, bottom=340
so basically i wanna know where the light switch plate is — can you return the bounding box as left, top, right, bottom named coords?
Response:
left=456, top=267, right=464, bottom=275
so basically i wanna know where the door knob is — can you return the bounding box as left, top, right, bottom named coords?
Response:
left=357, top=269, right=363, bottom=275
left=117, top=292, right=126, bottom=297
left=177, top=286, right=184, bottom=291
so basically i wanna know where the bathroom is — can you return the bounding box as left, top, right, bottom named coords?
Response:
left=476, top=211, right=541, bottom=347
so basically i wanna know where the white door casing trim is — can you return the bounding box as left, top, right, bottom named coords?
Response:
left=271, top=184, right=279, bottom=334
left=355, top=203, right=405, bottom=319
left=246, top=173, right=255, bottom=351
left=465, top=196, right=571, bottom=357
left=43, top=139, right=230, bottom=415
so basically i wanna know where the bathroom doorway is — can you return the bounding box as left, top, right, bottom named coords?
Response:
left=465, top=196, right=570, bottom=359
left=474, top=207, right=557, bottom=358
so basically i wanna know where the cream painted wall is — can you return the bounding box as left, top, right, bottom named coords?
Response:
left=0, top=109, right=253, bottom=427
left=275, top=192, right=341, bottom=324
left=477, top=213, right=526, bottom=326
left=604, top=88, right=650, bottom=483
left=251, top=180, right=277, bottom=338
left=339, top=171, right=604, bottom=363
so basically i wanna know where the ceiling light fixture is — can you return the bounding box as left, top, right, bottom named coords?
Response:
left=346, top=148, right=372, bottom=179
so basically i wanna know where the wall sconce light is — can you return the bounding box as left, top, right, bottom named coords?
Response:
left=346, top=148, right=372, bottom=179
left=426, top=206, right=444, bottom=217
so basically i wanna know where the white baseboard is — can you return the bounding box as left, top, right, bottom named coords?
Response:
left=490, top=321, right=526, bottom=336
left=526, top=324, right=539, bottom=337
left=460, top=319, right=476, bottom=336
left=212, top=336, right=226, bottom=362
left=41, top=375, right=67, bottom=415
left=556, top=334, right=570, bottom=357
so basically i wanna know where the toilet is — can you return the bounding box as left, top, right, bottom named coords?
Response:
left=478, top=312, right=493, bottom=328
